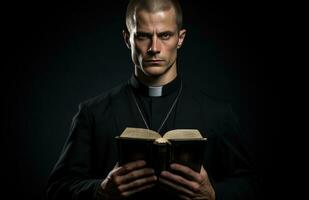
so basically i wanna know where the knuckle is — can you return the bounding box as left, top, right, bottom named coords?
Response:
left=123, top=165, right=131, bottom=172
left=196, top=175, right=204, bottom=183
left=130, top=170, right=139, bottom=177
left=184, top=168, right=191, bottom=174
left=191, top=182, right=200, bottom=192
left=177, top=175, right=185, bottom=183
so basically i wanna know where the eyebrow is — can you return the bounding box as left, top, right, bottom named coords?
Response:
left=136, top=31, right=175, bottom=36
left=136, top=31, right=152, bottom=37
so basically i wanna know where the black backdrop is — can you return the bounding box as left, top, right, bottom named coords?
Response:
left=2, top=1, right=280, bottom=199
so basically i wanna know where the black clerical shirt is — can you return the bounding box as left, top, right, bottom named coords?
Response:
left=46, top=75, right=261, bottom=200
left=129, top=75, right=181, bottom=135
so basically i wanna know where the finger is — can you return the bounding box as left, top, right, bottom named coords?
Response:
left=158, top=176, right=195, bottom=197
left=116, top=160, right=147, bottom=175
left=119, top=167, right=155, bottom=184
left=121, top=183, right=156, bottom=197
left=119, top=175, right=157, bottom=191
left=160, top=170, right=200, bottom=193
left=170, top=163, right=204, bottom=183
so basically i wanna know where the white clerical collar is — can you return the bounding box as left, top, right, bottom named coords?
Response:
left=148, top=86, right=163, bottom=97
left=129, top=75, right=181, bottom=97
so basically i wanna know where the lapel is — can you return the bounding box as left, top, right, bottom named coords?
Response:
left=111, top=83, right=147, bottom=136
left=174, top=84, right=204, bottom=131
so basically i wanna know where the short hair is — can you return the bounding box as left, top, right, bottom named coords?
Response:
left=125, top=0, right=183, bottom=32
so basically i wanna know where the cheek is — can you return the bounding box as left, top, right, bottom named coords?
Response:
left=133, top=43, right=146, bottom=57
left=164, top=40, right=178, bottom=53
left=131, top=46, right=144, bottom=65
left=166, top=44, right=178, bottom=58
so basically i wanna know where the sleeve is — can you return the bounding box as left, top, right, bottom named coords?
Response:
left=46, top=103, right=103, bottom=200
left=211, top=104, right=263, bottom=200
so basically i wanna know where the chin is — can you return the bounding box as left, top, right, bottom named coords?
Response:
left=142, top=66, right=167, bottom=77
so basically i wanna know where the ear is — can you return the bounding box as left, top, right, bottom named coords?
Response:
left=123, top=30, right=131, bottom=49
left=177, top=29, right=187, bottom=49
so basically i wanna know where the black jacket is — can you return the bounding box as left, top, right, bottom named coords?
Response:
left=46, top=78, right=261, bottom=200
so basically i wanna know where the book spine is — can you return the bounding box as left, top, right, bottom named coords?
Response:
left=152, top=143, right=170, bottom=176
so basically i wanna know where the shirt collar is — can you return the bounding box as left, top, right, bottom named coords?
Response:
left=129, top=74, right=181, bottom=97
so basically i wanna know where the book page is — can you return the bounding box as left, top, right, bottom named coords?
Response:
left=120, top=127, right=161, bottom=139
left=163, top=129, right=204, bottom=140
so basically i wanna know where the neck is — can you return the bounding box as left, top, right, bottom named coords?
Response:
left=134, top=64, right=177, bottom=87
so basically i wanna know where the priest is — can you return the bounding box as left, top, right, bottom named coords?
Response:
left=46, top=0, right=261, bottom=199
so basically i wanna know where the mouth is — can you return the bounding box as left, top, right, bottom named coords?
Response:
left=144, top=60, right=164, bottom=64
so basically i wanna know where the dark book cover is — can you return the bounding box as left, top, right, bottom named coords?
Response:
left=169, top=139, right=206, bottom=172
left=116, top=137, right=206, bottom=175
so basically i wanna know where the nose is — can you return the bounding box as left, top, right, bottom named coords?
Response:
left=147, top=36, right=160, bottom=55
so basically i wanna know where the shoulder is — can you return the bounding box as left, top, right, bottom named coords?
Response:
left=78, top=81, right=128, bottom=114
left=181, top=79, right=238, bottom=128
left=181, top=81, right=241, bottom=139
left=182, top=80, right=231, bottom=111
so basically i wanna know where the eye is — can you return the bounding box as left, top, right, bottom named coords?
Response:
left=136, top=33, right=150, bottom=41
left=160, top=33, right=171, bottom=40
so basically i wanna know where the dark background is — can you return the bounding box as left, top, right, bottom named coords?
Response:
left=2, top=1, right=280, bottom=199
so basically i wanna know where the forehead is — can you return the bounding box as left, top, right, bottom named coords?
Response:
left=134, top=8, right=177, bottom=32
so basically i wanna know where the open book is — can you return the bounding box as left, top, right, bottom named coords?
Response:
left=115, top=127, right=207, bottom=175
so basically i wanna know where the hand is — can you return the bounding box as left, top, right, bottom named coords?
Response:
left=159, top=164, right=215, bottom=200
left=99, top=160, right=157, bottom=199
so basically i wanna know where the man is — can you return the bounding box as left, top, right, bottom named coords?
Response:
left=46, top=0, right=261, bottom=199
